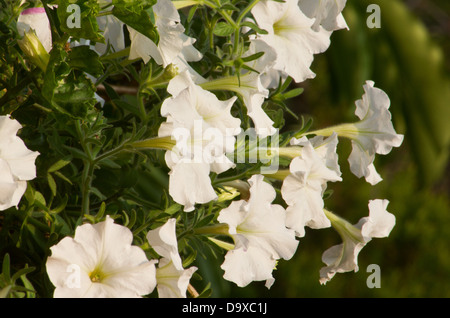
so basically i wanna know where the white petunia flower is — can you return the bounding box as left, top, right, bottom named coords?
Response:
left=281, top=137, right=342, bottom=237
left=251, top=0, right=332, bottom=83
left=159, top=77, right=241, bottom=211
left=218, top=174, right=299, bottom=288
left=128, top=0, right=202, bottom=67
left=310, top=81, right=404, bottom=185
left=290, top=133, right=341, bottom=178
left=17, top=7, right=52, bottom=53
left=319, top=199, right=396, bottom=284
left=0, top=115, right=39, bottom=211
left=347, top=81, right=404, bottom=184
left=46, top=216, right=157, bottom=298
left=200, top=71, right=275, bottom=137
left=147, top=218, right=197, bottom=298
left=298, top=0, right=349, bottom=31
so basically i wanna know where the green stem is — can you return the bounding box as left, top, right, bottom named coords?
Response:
left=97, top=10, right=113, bottom=17
left=131, top=136, right=177, bottom=151
left=262, top=169, right=290, bottom=181
left=94, top=142, right=130, bottom=164
left=212, top=167, right=257, bottom=185
left=236, top=0, right=261, bottom=26
left=81, top=161, right=95, bottom=216
left=172, top=0, right=204, bottom=9
left=323, top=209, right=365, bottom=243
left=193, top=223, right=230, bottom=236
left=302, top=123, right=359, bottom=140
left=137, top=93, right=147, bottom=123
left=99, top=47, right=131, bottom=61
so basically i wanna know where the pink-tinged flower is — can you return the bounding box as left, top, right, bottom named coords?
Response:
left=218, top=175, right=299, bottom=288
left=319, top=199, right=396, bottom=284
left=147, top=218, right=197, bottom=298
left=46, top=216, right=157, bottom=297
left=251, top=0, right=332, bottom=83
left=17, top=7, right=52, bottom=52
left=0, top=115, right=39, bottom=211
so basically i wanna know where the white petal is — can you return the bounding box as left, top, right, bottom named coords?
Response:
left=156, top=258, right=197, bottom=298
left=221, top=245, right=276, bottom=288
left=168, top=161, right=217, bottom=212
left=0, top=115, right=39, bottom=181
left=147, top=218, right=183, bottom=270
left=299, top=0, right=348, bottom=31
left=361, top=199, right=396, bottom=238
left=284, top=186, right=329, bottom=237
left=128, top=26, right=161, bottom=64
left=0, top=159, right=25, bottom=211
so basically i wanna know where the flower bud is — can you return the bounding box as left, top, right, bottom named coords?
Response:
left=17, top=30, right=50, bottom=72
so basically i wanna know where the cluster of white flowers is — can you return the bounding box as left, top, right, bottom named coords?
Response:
left=13, top=0, right=404, bottom=297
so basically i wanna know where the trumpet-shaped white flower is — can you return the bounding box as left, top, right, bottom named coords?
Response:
left=0, top=116, right=39, bottom=211
left=46, top=216, right=157, bottom=297
left=128, top=0, right=202, bottom=68
left=218, top=174, right=299, bottom=288
left=348, top=81, right=404, bottom=184
left=308, top=81, right=403, bottom=185
left=290, top=133, right=341, bottom=177
left=200, top=71, right=275, bottom=137
left=281, top=137, right=342, bottom=237
left=147, top=218, right=197, bottom=298
left=251, top=0, right=332, bottom=83
left=299, top=0, right=349, bottom=31
left=319, top=199, right=396, bottom=284
left=17, top=7, right=52, bottom=52
left=159, top=77, right=241, bottom=211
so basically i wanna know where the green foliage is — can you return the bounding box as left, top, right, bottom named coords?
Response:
left=0, top=0, right=447, bottom=298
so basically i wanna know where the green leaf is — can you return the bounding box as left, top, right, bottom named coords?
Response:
left=10, top=266, right=35, bottom=284
left=51, top=73, right=97, bottom=118
left=240, top=21, right=268, bottom=35
left=68, top=45, right=104, bottom=77
left=53, top=171, right=74, bottom=185
left=241, top=51, right=265, bottom=63
left=2, top=254, right=11, bottom=283
left=33, top=191, right=47, bottom=211
left=112, top=3, right=159, bottom=45
left=0, top=286, right=12, bottom=298
left=187, top=4, right=198, bottom=23
left=50, top=195, right=69, bottom=214
left=47, top=173, right=57, bottom=197
left=164, top=203, right=181, bottom=215
left=42, top=44, right=97, bottom=118
left=282, top=87, right=304, bottom=100
left=57, top=0, right=103, bottom=41
left=196, top=213, right=215, bottom=228
left=213, top=22, right=235, bottom=37
left=48, top=158, right=72, bottom=173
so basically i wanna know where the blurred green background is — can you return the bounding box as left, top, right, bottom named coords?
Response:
left=195, top=0, right=450, bottom=298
